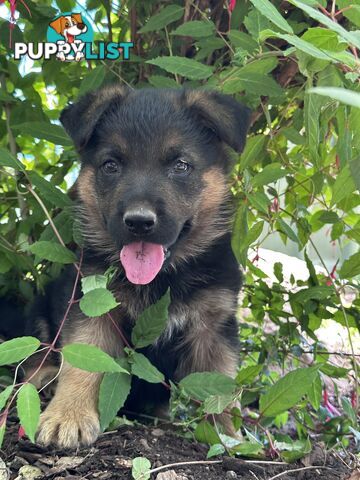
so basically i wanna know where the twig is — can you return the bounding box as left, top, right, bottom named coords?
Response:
left=27, top=185, right=66, bottom=248
left=165, top=26, right=180, bottom=84
left=146, top=459, right=222, bottom=476
left=267, top=465, right=334, bottom=480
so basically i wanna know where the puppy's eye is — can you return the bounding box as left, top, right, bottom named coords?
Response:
left=101, top=160, right=119, bottom=175
left=173, top=159, right=191, bottom=175
left=65, top=22, right=70, bottom=27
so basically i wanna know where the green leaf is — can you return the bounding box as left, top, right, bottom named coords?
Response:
left=289, top=0, right=360, bottom=50
left=274, top=262, right=284, bottom=283
left=240, top=221, right=264, bottom=251
left=195, top=420, right=220, bottom=445
left=339, top=252, right=360, bottom=279
left=231, top=203, right=248, bottom=267
left=203, top=394, right=234, bottom=414
left=302, top=28, right=347, bottom=51
left=138, top=5, right=184, bottom=33
left=28, top=241, right=77, bottom=264
left=79, top=288, right=119, bottom=317
left=349, top=157, right=360, bottom=191
left=304, top=250, right=319, bottom=285
left=304, top=80, right=322, bottom=165
left=0, top=147, right=25, bottom=171
left=99, top=365, right=132, bottom=431
left=146, top=56, right=213, bottom=80
left=17, top=383, right=40, bottom=443
left=249, top=0, right=293, bottom=33
left=0, top=385, right=13, bottom=411
left=81, top=275, right=108, bottom=295
left=236, top=365, right=263, bottom=385
left=308, top=87, right=360, bottom=109
left=223, top=72, right=282, bottom=97
left=0, top=254, right=12, bottom=274
left=339, top=251, right=360, bottom=279
left=282, top=127, right=305, bottom=145
left=239, top=135, right=268, bottom=171
left=276, top=217, right=299, bottom=244
left=27, top=171, right=72, bottom=208
left=228, top=30, right=258, bottom=53
left=12, top=122, right=72, bottom=146
left=207, top=443, right=225, bottom=458
left=251, top=164, right=288, bottom=188
left=0, top=337, right=40, bottom=366
left=131, top=456, right=151, bottom=480
left=231, top=441, right=264, bottom=457
left=318, top=210, right=339, bottom=224
left=260, top=367, right=318, bottom=417
left=319, top=363, right=349, bottom=378
left=292, top=286, right=334, bottom=303
left=277, top=438, right=312, bottom=462
left=247, top=192, right=270, bottom=214
left=307, top=372, right=322, bottom=410
left=63, top=344, right=129, bottom=373
left=179, top=372, right=236, bottom=401
left=132, top=290, right=170, bottom=349
left=0, top=423, right=5, bottom=448
left=244, top=8, right=271, bottom=39
left=342, top=397, right=357, bottom=426
left=128, top=351, right=165, bottom=383
left=171, top=21, right=215, bottom=38
left=79, top=65, right=106, bottom=95
left=148, top=75, right=180, bottom=89
left=40, top=210, right=73, bottom=244
left=261, top=30, right=334, bottom=61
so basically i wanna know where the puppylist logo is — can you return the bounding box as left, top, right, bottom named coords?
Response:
left=14, top=11, right=133, bottom=62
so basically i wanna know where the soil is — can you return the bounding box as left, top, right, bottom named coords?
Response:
left=1, top=416, right=358, bottom=480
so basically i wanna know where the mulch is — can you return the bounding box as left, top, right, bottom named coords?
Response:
left=1, top=416, right=358, bottom=480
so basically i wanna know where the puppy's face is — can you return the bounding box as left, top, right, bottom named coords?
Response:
left=50, top=14, right=87, bottom=38
left=61, top=87, right=250, bottom=285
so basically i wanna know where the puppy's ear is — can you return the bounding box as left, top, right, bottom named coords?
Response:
left=49, top=17, right=64, bottom=34
left=60, top=85, right=128, bottom=150
left=184, top=90, right=251, bottom=153
left=72, top=13, right=83, bottom=24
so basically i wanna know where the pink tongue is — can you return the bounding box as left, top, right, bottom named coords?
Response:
left=120, top=242, right=165, bottom=285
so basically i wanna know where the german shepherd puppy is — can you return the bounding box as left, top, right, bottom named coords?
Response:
left=32, top=86, right=250, bottom=448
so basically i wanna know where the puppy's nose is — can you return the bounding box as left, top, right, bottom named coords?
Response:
left=123, top=208, right=157, bottom=235
left=78, top=23, right=86, bottom=30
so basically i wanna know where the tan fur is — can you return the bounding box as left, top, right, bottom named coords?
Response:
left=173, top=288, right=238, bottom=378
left=25, top=364, right=59, bottom=390
left=37, top=314, right=124, bottom=448
left=173, top=168, right=230, bottom=264
left=76, top=166, right=116, bottom=257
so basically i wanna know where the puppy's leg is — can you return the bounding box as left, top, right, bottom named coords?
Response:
left=175, top=289, right=240, bottom=435
left=37, top=315, right=123, bottom=448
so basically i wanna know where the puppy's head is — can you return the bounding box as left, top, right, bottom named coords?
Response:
left=50, top=14, right=86, bottom=37
left=61, top=86, right=250, bottom=285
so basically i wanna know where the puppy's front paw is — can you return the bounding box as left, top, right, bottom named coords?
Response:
left=37, top=401, right=100, bottom=448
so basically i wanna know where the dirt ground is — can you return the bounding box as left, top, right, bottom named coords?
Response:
left=1, top=415, right=358, bottom=480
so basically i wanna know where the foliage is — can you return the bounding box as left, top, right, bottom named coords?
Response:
left=0, top=0, right=359, bottom=462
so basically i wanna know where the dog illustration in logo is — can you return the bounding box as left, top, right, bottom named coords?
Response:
left=49, top=13, right=87, bottom=62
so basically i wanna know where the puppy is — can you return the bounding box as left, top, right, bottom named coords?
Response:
left=49, top=13, right=87, bottom=61
left=32, top=86, right=250, bottom=448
